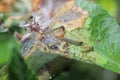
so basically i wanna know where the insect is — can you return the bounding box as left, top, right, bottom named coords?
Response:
left=42, top=25, right=65, bottom=39
left=53, top=26, right=65, bottom=38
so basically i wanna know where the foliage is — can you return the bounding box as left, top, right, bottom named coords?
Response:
left=1, top=0, right=120, bottom=80
left=74, top=0, right=120, bottom=73
left=0, top=17, right=37, bottom=80
left=96, top=0, right=117, bottom=16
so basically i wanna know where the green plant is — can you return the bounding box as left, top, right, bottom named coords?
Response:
left=1, top=0, right=120, bottom=80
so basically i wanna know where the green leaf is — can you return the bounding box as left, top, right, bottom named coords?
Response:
left=8, top=50, right=37, bottom=80
left=0, top=32, right=37, bottom=80
left=19, top=0, right=120, bottom=75
left=0, top=33, right=13, bottom=66
left=0, top=13, right=8, bottom=25
left=71, top=0, right=120, bottom=73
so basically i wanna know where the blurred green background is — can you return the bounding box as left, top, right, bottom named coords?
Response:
left=96, top=0, right=117, bottom=16
left=54, top=61, right=120, bottom=80
left=92, top=0, right=120, bottom=24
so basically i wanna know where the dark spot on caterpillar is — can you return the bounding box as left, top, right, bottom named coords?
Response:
left=79, top=41, right=83, bottom=45
left=61, top=26, right=65, bottom=30
left=29, top=15, right=33, bottom=19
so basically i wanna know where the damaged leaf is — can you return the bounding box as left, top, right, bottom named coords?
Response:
left=54, top=0, right=88, bottom=31
left=19, top=0, right=120, bottom=76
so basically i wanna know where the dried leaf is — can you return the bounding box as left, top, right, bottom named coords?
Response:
left=0, top=0, right=15, bottom=13
left=31, top=0, right=41, bottom=11
left=0, top=3, right=9, bottom=13
left=53, top=0, right=88, bottom=31
left=54, top=0, right=75, bottom=17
